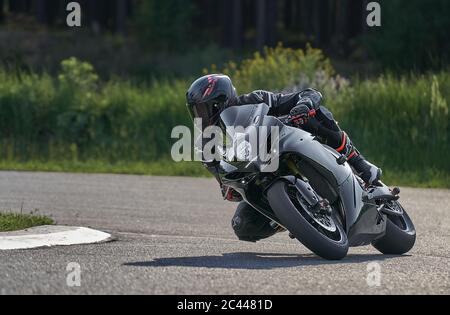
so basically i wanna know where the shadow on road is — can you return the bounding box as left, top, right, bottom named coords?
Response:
left=124, top=252, right=403, bottom=270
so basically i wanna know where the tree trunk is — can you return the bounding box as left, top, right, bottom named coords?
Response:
left=284, top=0, right=294, bottom=30
left=219, top=0, right=229, bottom=47
left=0, top=0, right=4, bottom=22
left=360, top=0, right=369, bottom=34
left=256, top=0, right=267, bottom=50
left=220, top=0, right=244, bottom=49
left=256, top=0, right=278, bottom=50
left=36, top=0, right=47, bottom=24
left=230, top=0, right=243, bottom=50
left=348, top=0, right=363, bottom=38
left=9, top=0, right=20, bottom=13
left=328, top=0, right=336, bottom=41
left=88, top=0, right=104, bottom=34
left=311, top=0, right=321, bottom=46
left=116, top=0, right=127, bottom=34
left=266, top=0, right=278, bottom=46
left=318, top=0, right=330, bottom=46
left=335, top=0, right=348, bottom=44
left=300, top=0, right=313, bottom=39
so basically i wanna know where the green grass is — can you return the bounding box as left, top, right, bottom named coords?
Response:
left=327, top=73, right=450, bottom=176
left=0, top=159, right=209, bottom=177
left=0, top=159, right=448, bottom=189
left=0, top=212, right=54, bottom=232
left=0, top=52, right=448, bottom=188
left=381, top=170, right=450, bottom=189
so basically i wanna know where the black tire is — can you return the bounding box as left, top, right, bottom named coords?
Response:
left=372, top=203, right=416, bottom=255
left=267, top=180, right=349, bottom=260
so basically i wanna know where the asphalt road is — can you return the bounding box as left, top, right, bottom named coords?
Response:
left=0, top=171, right=449, bottom=295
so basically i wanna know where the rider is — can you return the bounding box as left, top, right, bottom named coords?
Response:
left=186, top=74, right=382, bottom=242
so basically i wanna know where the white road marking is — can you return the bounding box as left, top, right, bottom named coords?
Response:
left=0, top=226, right=112, bottom=250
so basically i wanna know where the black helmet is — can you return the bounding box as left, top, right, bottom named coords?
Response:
left=186, top=74, right=237, bottom=126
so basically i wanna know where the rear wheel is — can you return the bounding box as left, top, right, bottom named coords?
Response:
left=267, top=180, right=349, bottom=260
left=372, top=201, right=416, bottom=255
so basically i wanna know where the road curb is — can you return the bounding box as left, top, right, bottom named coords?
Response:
left=0, top=225, right=113, bottom=250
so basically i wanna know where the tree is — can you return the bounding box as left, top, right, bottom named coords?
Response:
left=9, top=0, right=31, bottom=13
left=116, top=0, right=128, bottom=34
left=366, top=0, right=450, bottom=70
left=35, top=0, right=48, bottom=24
left=219, top=0, right=243, bottom=49
left=256, top=0, right=278, bottom=50
left=230, top=0, right=243, bottom=49
left=133, top=0, right=195, bottom=51
left=0, top=0, right=4, bottom=22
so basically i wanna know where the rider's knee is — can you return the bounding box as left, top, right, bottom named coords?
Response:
left=231, top=202, right=277, bottom=242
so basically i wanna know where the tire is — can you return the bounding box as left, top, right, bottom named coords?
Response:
left=372, top=203, right=416, bottom=255
left=267, top=180, right=349, bottom=260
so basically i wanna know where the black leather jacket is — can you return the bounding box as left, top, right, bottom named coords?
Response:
left=204, top=88, right=324, bottom=182
left=230, top=88, right=323, bottom=115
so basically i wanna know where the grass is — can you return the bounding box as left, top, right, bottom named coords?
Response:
left=0, top=159, right=448, bottom=189
left=0, top=159, right=209, bottom=177
left=0, top=51, right=448, bottom=188
left=380, top=170, right=450, bottom=189
left=328, top=72, right=450, bottom=176
left=0, top=212, right=54, bottom=232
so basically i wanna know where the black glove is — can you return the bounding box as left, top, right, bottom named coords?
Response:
left=299, top=89, right=323, bottom=108
left=289, top=99, right=316, bottom=126
left=297, top=97, right=314, bottom=109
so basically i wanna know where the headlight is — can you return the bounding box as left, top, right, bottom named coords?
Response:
left=236, top=140, right=252, bottom=161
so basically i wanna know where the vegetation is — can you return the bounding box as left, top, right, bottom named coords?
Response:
left=133, top=0, right=195, bottom=52
left=367, top=0, right=450, bottom=71
left=0, top=212, right=54, bottom=232
left=0, top=46, right=449, bottom=188
left=330, top=73, right=450, bottom=174
left=0, top=160, right=208, bottom=177
left=217, top=44, right=337, bottom=94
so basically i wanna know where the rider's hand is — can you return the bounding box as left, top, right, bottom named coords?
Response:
left=290, top=100, right=316, bottom=127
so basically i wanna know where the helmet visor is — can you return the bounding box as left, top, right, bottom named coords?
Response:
left=188, top=102, right=221, bottom=127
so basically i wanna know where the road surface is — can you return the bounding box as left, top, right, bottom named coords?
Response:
left=0, top=171, right=449, bottom=295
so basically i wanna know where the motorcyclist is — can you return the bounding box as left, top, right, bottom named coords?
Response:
left=186, top=74, right=382, bottom=242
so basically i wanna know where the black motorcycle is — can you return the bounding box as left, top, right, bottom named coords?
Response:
left=215, top=103, right=416, bottom=260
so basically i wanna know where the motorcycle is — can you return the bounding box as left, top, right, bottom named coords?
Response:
left=215, top=103, right=416, bottom=260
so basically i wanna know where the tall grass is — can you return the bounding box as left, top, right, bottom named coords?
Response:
left=0, top=58, right=190, bottom=162
left=0, top=50, right=448, bottom=187
left=213, top=45, right=450, bottom=184
left=328, top=73, right=450, bottom=177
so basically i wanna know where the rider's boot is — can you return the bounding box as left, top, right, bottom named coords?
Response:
left=336, top=132, right=382, bottom=186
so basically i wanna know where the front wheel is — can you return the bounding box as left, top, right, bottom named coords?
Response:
left=372, top=201, right=416, bottom=255
left=267, top=180, right=349, bottom=260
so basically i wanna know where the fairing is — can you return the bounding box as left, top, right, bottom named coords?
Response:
left=218, top=103, right=388, bottom=246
